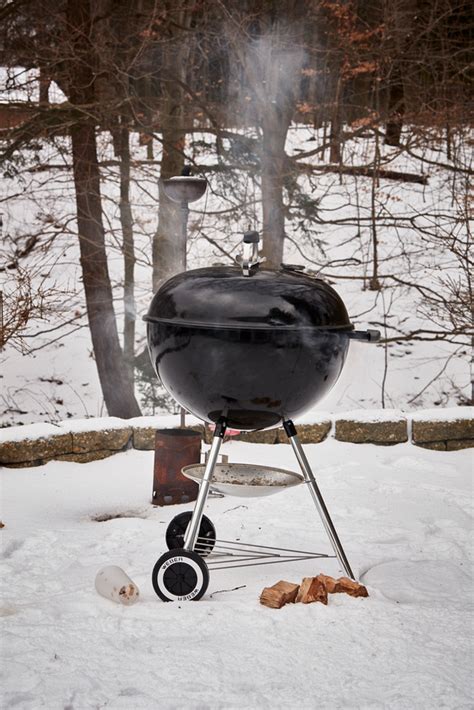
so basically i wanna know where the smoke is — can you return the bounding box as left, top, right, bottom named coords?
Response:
left=155, top=182, right=186, bottom=288
left=124, top=293, right=136, bottom=318
left=232, top=23, right=307, bottom=130
left=224, top=23, right=306, bottom=261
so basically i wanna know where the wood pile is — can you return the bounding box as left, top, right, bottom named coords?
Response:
left=260, top=573, right=368, bottom=609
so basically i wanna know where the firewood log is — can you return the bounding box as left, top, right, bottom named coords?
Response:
left=295, top=576, right=328, bottom=605
left=334, top=577, right=369, bottom=598
left=259, top=580, right=300, bottom=609
left=316, top=573, right=338, bottom=593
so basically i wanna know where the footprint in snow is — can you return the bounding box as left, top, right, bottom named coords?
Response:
left=1, top=539, right=24, bottom=559
left=361, top=559, right=471, bottom=604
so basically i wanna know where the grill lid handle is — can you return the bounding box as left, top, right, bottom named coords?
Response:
left=348, top=329, right=381, bottom=342
left=240, top=231, right=264, bottom=276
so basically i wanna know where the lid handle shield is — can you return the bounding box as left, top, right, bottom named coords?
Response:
left=240, top=231, right=264, bottom=276
left=243, top=231, right=259, bottom=244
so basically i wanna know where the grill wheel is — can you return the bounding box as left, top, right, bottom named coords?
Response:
left=152, top=549, right=209, bottom=602
left=165, top=511, right=216, bottom=557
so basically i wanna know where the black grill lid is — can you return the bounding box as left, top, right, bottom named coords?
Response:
left=144, top=266, right=353, bottom=331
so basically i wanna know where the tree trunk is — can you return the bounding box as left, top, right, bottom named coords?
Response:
left=369, top=129, right=381, bottom=291
left=70, top=122, right=141, bottom=418
left=385, top=68, right=404, bottom=147
left=261, top=123, right=287, bottom=269
left=39, top=69, right=50, bottom=105
left=151, top=11, right=191, bottom=292
left=152, top=121, right=186, bottom=292
left=67, top=0, right=141, bottom=418
left=238, top=25, right=303, bottom=270
left=116, top=122, right=136, bottom=379
left=330, top=74, right=343, bottom=163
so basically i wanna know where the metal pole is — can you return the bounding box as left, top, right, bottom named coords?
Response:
left=183, top=419, right=227, bottom=551
left=283, top=420, right=355, bottom=579
left=180, top=200, right=188, bottom=426
left=181, top=201, right=189, bottom=273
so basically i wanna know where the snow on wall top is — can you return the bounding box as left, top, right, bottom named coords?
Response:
left=128, top=414, right=202, bottom=429
left=335, top=409, right=407, bottom=423
left=286, top=411, right=332, bottom=425
left=1, top=409, right=471, bottom=448
left=57, top=417, right=131, bottom=433
left=411, top=407, right=473, bottom=422
left=0, top=413, right=202, bottom=445
left=0, top=422, right=64, bottom=443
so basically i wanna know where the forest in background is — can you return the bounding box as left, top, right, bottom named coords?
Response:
left=0, top=0, right=472, bottom=421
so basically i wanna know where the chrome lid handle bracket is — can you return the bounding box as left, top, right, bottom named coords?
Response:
left=241, top=231, right=262, bottom=277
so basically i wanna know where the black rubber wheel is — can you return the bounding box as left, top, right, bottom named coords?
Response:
left=152, top=548, right=209, bottom=602
left=165, top=511, right=216, bottom=557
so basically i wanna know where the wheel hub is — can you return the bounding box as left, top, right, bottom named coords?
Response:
left=163, top=562, right=198, bottom=596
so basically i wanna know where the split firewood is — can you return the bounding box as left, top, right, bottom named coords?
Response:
left=295, top=576, right=328, bottom=605
left=316, top=573, right=338, bottom=594
left=259, top=580, right=300, bottom=609
left=316, top=573, right=368, bottom=598
left=333, top=576, right=369, bottom=598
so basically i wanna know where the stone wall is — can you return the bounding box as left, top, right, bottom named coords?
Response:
left=0, top=408, right=472, bottom=468
left=411, top=409, right=474, bottom=451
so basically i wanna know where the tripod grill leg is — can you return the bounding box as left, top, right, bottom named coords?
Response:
left=283, top=420, right=355, bottom=580
left=183, top=419, right=226, bottom=551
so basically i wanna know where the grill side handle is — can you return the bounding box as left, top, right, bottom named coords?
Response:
left=347, top=329, right=381, bottom=342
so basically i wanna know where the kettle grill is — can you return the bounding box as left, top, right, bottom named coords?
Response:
left=144, top=176, right=379, bottom=601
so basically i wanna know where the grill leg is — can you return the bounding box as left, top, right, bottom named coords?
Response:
left=183, top=419, right=227, bottom=551
left=283, top=419, right=355, bottom=580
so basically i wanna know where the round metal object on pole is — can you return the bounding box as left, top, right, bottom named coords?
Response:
left=160, top=176, right=207, bottom=204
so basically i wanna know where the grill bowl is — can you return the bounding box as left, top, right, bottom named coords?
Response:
left=147, top=321, right=349, bottom=429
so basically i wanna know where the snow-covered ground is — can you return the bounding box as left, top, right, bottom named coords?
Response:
left=1, top=439, right=472, bottom=709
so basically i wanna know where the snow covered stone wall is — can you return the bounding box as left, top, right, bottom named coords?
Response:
left=0, top=408, right=472, bottom=468
left=335, top=410, right=408, bottom=444
left=411, top=409, right=474, bottom=451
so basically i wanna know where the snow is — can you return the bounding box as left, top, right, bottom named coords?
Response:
left=0, top=414, right=205, bottom=446
left=128, top=414, right=203, bottom=430
left=57, top=417, right=132, bottom=433
left=335, top=408, right=406, bottom=423
left=0, top=422, right=63, bottom=443
left=411, top=407, right=473, bottom=423
left=1, top=439, right=472, bottom=709
left=0, top=67, right=67, bottom=103
left=281, top=410, right=332, bottom=425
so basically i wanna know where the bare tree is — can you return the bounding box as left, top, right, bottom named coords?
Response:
left=151, top=5, right=194, bottom=291
left=64, top=0, right=141, bottom=417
